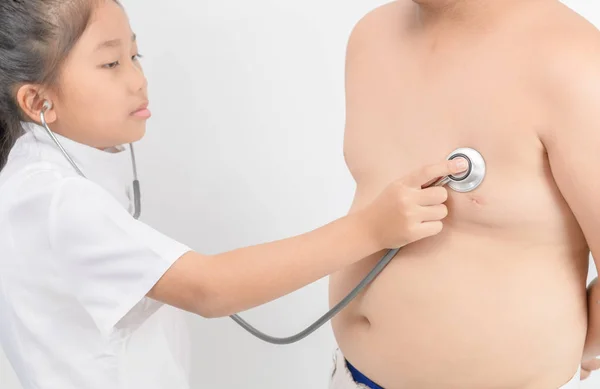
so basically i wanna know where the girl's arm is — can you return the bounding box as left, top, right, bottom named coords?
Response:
left=148, top=158, right=466, bottom=318
left=150, top=211, right=378, bottom=318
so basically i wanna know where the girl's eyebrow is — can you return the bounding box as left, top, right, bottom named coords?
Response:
left=95, top=33, right=136, bottom=51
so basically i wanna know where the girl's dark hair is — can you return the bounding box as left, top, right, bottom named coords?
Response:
left=0, top=0, right=117, bottom=170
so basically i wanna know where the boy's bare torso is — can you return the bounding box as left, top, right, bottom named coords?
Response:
left=329, top=1, right=594, bottom=388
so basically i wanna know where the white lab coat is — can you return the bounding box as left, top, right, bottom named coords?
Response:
left=0, top=122, right=193, bottom=389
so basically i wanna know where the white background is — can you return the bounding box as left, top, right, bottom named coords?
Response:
left=2, top=0, right=600, bottom=388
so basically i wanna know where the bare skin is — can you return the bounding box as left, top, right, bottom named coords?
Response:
left=330, top=1, right=600, bottom=388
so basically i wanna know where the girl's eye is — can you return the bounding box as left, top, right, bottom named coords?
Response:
left=103, top=54, right=143, bottom=69
left=103, top=61, right=119, bottom=69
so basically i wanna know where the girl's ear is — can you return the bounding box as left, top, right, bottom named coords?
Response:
left=16, top=84, right=57, bottom=124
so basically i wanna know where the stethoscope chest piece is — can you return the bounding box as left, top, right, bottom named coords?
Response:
left=446, top=147, right=486, bottom=193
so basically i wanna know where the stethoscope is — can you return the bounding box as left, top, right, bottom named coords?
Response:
left=40, top=102, right=486, bottom=345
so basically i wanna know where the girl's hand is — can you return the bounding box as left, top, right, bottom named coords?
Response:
left=361, top=157, right=469, bottom=249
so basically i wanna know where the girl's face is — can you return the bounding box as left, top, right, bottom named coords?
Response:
left=41, top=0, right=149, bottom=149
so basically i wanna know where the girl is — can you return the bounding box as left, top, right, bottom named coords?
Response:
left=0, top=0, right=466, bottom=388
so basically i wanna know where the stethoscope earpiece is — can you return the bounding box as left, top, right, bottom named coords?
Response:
left=42, top=100, right=53, bottom=112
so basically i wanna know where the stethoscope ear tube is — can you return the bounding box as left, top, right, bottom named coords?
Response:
left=39, top=104, right=142, bottom=219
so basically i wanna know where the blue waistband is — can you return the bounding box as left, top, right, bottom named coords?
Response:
left=345, top=359, right=385, bottom=389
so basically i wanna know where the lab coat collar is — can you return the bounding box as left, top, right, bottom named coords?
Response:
left=20, top=121, right=136, bottom=213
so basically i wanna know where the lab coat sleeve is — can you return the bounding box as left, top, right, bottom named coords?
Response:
left=48, top=177, right=192, bottom=336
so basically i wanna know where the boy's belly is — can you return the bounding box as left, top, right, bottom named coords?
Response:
left=329, top=226, right=590, bottom=389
